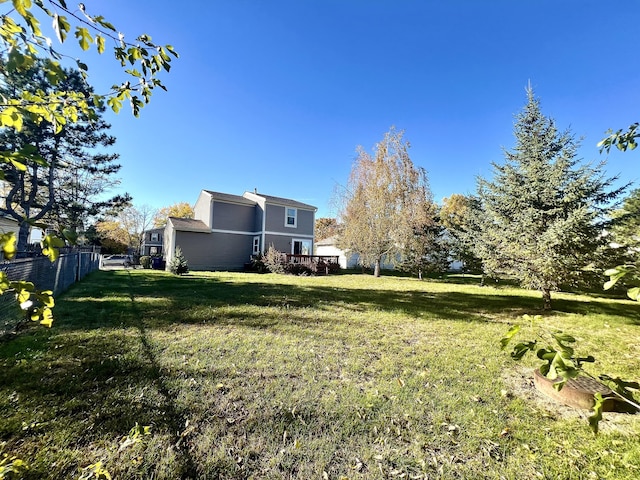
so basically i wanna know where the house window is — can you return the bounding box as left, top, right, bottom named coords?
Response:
left=285, top=208, right=297, bottom=228
left=292, top=239, right=311, bottom=255
left=252, top=236, right=260, bottom=255
left=151, top=233, right=160, bottom=242
left=150, top=247, right=159, bottom=255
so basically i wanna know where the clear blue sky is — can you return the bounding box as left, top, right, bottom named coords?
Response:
left=73, top=0, right=639, bottom=218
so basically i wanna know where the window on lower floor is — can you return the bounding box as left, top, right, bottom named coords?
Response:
left=292, top=239, right=311, bottom=255
left=252, top=236, right=260, bottom=255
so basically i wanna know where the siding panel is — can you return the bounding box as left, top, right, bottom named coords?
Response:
left=176, top=231, right=253, bottom=270
left=212, top=201, right=256, bottom=232
left=264, top=234, right=291, bottom=253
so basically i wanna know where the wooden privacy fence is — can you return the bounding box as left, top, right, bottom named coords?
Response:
left=0, top=250, right=100, bottom=336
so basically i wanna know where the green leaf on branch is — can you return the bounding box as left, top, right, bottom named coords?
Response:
left=627, top=287, right=640, bottom=301
left=12, top=0, right=32, bottom=17
left=36, top=290, right=55, bottom=308
left=52, top=13, right=70, bottom=43
left=74, top=27, right=92, bottom=50
left=39, top=306, right=53, bottom=327
left=588, top=393, right=604, bottom=434
left=41, top=234, right=65, bottom=262
left=500, top=324, right=520, bottom=349
left=0, top=106, right=24, bottom=131
left=107, top=96, right=123, bottom=114
left=93, top=16, right=116, bottom=32
left=0, top=232, right=17, bottom=259
left=511, top=341, right=536, bottom=360
left=600, top=375, right=640, bottom=400
left=95, top=34, right=105, bottom=54
left=0, top=272, right=11, bottom=293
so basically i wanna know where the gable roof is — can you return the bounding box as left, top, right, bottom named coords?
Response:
left=246, top=192, right=317, bottom=211
left=167, top=217, right=210, bottom=232
left=203, top=190, right=256, bottom=206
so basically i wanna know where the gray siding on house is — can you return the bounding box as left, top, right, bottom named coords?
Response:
left=296, top=209, right=314, bottom=235
left=264, top=234, right=292, bottom=253
left=211, top=201, right=256, bottom=232
left=175, top=231, right=253, bottom=270
left=254, top=207, right=264, bottom=232
left=264, top=204, right=285, bottom=232
left=264, top=204, right=314, bottom=235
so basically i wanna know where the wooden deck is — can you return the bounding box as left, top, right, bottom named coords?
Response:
left=284, top=254, right=340, bottom=275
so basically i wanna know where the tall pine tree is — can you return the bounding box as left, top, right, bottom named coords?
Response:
left=476, top=87, right=625, bottom=309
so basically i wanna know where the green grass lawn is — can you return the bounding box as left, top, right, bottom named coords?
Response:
left=1, top=270, right=639, bottom=479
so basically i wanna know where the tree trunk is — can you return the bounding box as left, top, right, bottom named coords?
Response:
left=418, top=268, right=423, bottom=280
left=16, top=221, right=31, bottom=257
left=542, top=288, right=552, bottom=310
left=374, top=258, right=381, bottom=277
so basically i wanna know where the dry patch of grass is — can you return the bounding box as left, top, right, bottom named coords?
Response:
left=0, top=270, right=639, bottom=479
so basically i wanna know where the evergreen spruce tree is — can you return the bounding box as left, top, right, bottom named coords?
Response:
left=476, top=87, right=625, bottom=309
left=169, top=246, right=189, bottom=275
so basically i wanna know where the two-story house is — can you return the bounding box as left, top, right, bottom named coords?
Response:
left=164, top=190, right=316, bottom=271
left=140, top=227, right=164, bottom=257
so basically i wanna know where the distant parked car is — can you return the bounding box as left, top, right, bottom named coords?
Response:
left=102, top=254, right=132, bottom=268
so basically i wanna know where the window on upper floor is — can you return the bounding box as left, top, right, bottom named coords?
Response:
left=151, top=233, right=160, bottom=242
left=285, top=208, right=297, bottom=228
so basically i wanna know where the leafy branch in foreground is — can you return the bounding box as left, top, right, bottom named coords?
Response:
left=0, top=442, right=28, bottom=479
left=598, top=123, right=639, bottom=153
left=0, top=233, right=59, bottom=327
left=604, top=264, right=639, bottom=301
left=501, top=315, right=640, bottom=434
left=0, top=1, right=177, bottom=326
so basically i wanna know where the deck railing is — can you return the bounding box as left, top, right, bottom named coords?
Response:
left=283, top=254, right=340, bottom=275
left=284, top=254, right=339, bottom=265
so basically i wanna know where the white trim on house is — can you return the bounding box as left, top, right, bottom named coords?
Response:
left=265, top=231, right=313, bottom=239
left=211, top=228, right=260, bottom=236
left=208, top=228, right=313, bottom=240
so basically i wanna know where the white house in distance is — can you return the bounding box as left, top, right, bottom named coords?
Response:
left=315, top=234, right=464, bottom=272
left=315, top=235, right=358, bottom=269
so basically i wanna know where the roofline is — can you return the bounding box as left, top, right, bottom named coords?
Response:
left=243, top=191, right=317, bottom=211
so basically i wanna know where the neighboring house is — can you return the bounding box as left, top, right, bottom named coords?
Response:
left=0, top=213, right=19, bottom=237
left=164, top=190, right=317, bottom=271
left=315, top=235, right=358, bottom=269
left=315, top=236, right=463, bottom=271
left=141, top=227, right=164, bottom=256
left=314, top=235, right=397, bottom=270
left=0, top=213, right=41, bottom=245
